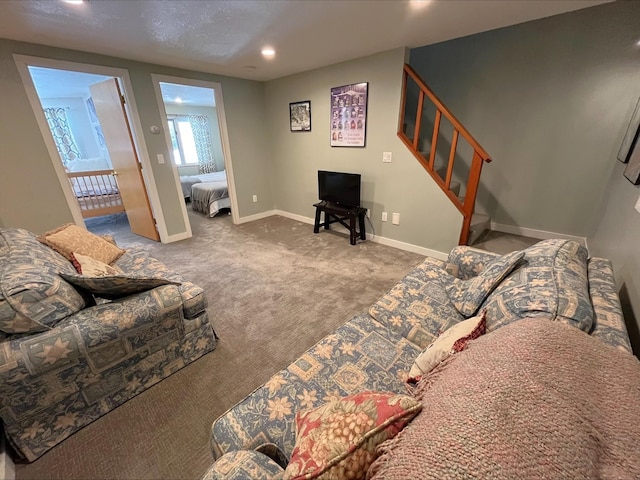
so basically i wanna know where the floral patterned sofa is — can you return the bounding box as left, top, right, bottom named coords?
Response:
left=205, top=239, right=631, bottom=479
left=0, top=227, right=217, bottom=462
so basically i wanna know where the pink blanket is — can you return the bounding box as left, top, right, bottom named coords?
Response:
left=369, top=318, right=640, bottom=479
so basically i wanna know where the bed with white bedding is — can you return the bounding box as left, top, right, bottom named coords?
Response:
left=183, top=171, right=230, bottom=217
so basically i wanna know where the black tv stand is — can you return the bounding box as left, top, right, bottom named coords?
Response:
left=313, top=201, right=366, bottom=245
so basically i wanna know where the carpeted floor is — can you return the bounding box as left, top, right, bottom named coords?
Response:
left=15, top=210, right=429, bottom=480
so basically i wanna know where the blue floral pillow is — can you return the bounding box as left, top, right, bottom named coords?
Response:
left=60, top=273, right=180, bottom=300
left=445, top=250, right=525, bottom=317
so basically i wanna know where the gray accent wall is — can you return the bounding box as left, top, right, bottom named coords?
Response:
left=265, top=48, right=461, bottom=252
left=0, top=38, right=271, bottom=236
left=409, top=1, right=640, bottom=237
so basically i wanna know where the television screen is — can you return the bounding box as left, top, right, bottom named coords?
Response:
left=318, top=170, right=361, bottom=208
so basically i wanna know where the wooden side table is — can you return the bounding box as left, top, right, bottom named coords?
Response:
left=313, top=201, right=367, bottom=245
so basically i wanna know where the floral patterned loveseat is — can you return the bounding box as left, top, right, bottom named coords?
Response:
left=204, top=239, right=631, bottom=479
left=0, top=227, right=217, bottom=462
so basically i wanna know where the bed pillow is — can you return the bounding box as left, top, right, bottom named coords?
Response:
left=283, top=391, right=421, bottom=480
left=408, top=311, right=486, bottom=381
left=445, top=250, right=524, bottom=317
left=60, top=273, right=180, bottom=300
left=38, top=224, right=125, bottom=265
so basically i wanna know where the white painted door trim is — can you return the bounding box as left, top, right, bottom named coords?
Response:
left=12, top=54, right=169, bottom=242
left=150, top=74, right=240, bottom=230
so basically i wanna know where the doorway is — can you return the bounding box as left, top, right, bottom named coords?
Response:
left=13, top=55, right=165, bottom=242
left=151, top=74, right=239, bottom=233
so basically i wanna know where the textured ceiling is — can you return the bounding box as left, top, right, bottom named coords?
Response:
left=0, top=0, right=609, bottom=81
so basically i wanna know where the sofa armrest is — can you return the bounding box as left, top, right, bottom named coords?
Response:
left=447, top=246, right=501, bottom=280
left=588, top=258, right=632, bottom=353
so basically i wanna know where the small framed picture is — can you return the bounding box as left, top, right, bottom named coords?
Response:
left=289, top=100, right=311, bottom=132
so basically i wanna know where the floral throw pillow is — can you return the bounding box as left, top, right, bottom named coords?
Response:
left=283, top=391, right=422, bottom=480
left=445, top=250, right=524, bottom=316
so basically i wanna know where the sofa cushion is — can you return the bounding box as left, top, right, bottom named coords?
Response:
left=479, top=240, right=594, bottom=332
left=38, top=224, right=125, bottom=265
left=60, top=272, right=180, bottom=300
left=210, top=313, right=422, bottom=460
left=202, top=450, right=284, bottom=480
left=283, top=392, right=421, bottom=480
left=445, top=250, right=524, bottom=316
left=369, top=258, right=464, bottom=349
left=408, top=312, right=486, bottom=380
left=0, top=228, right=87, bottom=334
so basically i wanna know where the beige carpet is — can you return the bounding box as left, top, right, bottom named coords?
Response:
left=15, top=211, right=427, bottom=480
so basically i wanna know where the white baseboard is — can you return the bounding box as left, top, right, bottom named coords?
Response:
left=274, top=210, right=448, bottom=260
left=236, top=209, right=278, bottom=224
left=490, top=222, right=587, bottom=246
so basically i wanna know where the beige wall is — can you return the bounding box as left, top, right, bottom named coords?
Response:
left=0, top=38, right=271, bottom=236
left=265, top=48, right=461, bottom=252
left=409, top=1, right=640, bottom=237
left=164, top=104, right=225, bottom=172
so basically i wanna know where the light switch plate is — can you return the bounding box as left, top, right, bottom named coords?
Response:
left=392, top=213, right=400, bottom=225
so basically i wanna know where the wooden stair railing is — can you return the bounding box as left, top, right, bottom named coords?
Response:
left=397, top=64, right=492, bottom=245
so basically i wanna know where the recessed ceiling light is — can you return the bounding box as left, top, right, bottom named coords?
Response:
left=175, top=97, right=183, bottom=103
left=63, top=0, right=84, bottom=4
left=261, top=47, right=276, bottom=58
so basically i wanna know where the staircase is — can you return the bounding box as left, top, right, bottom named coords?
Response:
left=398, top=64, right=492, bottom=245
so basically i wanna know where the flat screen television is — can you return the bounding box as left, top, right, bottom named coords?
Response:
left=318, top=170, right=361, bottom=209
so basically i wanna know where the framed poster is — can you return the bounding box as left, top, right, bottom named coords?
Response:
left=624, top=140, right=640, bottom=184
left=289, top=100, right=311, bottom=132
left=330, top=82, right=368, bottom=147
left=617, top=97, right=640, bottom=163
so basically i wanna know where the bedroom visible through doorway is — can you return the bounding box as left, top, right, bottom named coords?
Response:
left=20, top=63, right=160, bottom=242
left=152, top=75, right=238, bottom=233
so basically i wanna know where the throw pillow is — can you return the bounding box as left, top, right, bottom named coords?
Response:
left=408, top=311, right=486, bottom=381
left=283, top=391, right=421, bottom=480
left=60, top=273, right=180, bottom=300
left=70, top=252, right=123, bottom=276
left=445, top=250, right=524, bottom=316
left=38, top=224, right=125, bottom=265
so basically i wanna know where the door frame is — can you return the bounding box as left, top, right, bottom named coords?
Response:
left=151, top=74, right=239, bottom=228
left=12, top=54, right=169, bottom=241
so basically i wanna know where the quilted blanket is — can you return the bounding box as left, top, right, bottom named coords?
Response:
left=369, top=318, right=640, bottom=479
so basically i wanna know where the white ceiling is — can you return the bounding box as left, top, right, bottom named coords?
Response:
left=0, top=0, right=609, bottom=82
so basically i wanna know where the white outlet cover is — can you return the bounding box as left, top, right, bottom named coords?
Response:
left=635, top=194, right=640, bottom=214
left=383, top=152, right=392, bottom=163
left=381, top=212, right=388, bottom=221
left=392, top=213, right=400, bottom=225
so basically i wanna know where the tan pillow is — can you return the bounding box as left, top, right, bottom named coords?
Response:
left=409, top=311, right=486, bottom=380
left=38, top=224, right=125, bottom=265
left=70, top=252, right=123, bottom=276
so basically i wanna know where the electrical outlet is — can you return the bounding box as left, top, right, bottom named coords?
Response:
left=392, top=213, right=400, bottom=225
left=383, top=152, right=392, bottom=163
left=636, top=194, right=640, bottom=214
left=252, top=195, right=258, bottom=203
left=381, top=212, right=388, bottom=222
left=157, top=154, right=165, bottom=164
left=366, top=208, right=370, bottom=218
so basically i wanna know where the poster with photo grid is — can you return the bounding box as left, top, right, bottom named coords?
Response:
left=330, top=82, right=368, bottom=147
